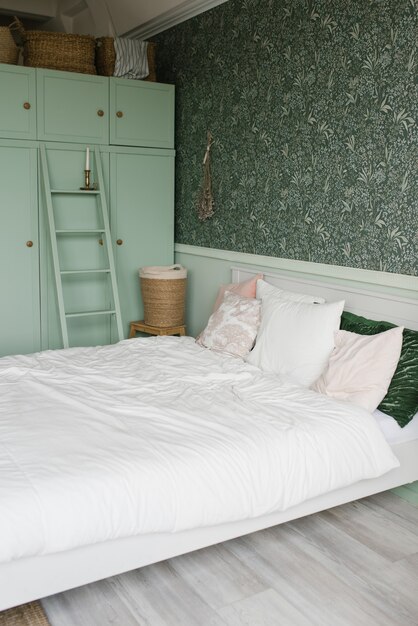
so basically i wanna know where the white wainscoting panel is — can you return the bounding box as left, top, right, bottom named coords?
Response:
left=175, top=244, right=418, bottom=336
left=232, top=266, right=418, bottom=331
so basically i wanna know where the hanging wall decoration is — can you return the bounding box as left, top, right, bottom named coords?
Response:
left=197, top=131, right=214, bottom=221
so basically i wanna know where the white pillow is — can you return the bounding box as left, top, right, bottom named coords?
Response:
left=246, top=296, right=344, bottom=386
left=256, top=278, right=325, bottom=304
left=312, top=327, right=404, bottom=412
left=197, top=291, right=261, bottom=358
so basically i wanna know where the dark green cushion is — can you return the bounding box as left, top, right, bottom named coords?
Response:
left=340, top=311, right=418, bottom=427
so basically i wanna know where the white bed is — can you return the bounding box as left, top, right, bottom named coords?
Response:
left=0, top=267, right=417, bottom=610
left=373, top=408, right=418, bottom=445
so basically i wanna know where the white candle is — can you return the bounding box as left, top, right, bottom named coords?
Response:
left=85, top=147, right=90, bottom=171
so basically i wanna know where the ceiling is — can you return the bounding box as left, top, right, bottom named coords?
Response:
left=0, top=0, right=228, bottom=38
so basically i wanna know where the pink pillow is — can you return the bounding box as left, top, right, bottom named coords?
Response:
left=312, top=327, right=403, bottom=412
left=213, top=274, right=263, bottom=312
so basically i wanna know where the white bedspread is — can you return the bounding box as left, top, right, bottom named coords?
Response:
left=0, top=337, right=398, bottom=563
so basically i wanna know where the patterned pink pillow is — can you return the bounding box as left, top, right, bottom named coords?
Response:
left=213, top=274, right=263, bottom=312
left=197, top=291, right=261, bottom=358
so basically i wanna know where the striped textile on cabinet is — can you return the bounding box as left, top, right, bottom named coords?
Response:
left=113, top=38, right=149, bottom=79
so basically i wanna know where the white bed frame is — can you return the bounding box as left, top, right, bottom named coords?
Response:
left=1, top=266, right=418, bottom=610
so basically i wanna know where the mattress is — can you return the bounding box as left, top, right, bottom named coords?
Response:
left=0, top=336, right=398, bottom=564
left=373, top=409, right=418, bottom=445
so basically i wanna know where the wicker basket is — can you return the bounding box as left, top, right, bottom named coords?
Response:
left=0, top=26, right=19, bottom=64
left=10, top=18, right=96, bottom=74
left=96, top=37, right=156, bottom=81
left=140, top=265, right=187, bottom=327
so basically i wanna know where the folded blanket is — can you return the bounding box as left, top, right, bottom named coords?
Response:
left=114, top=38, right=148, bottom=80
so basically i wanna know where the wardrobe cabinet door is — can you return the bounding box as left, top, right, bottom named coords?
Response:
left=37, top=69, right=109, bottom=144
left=110, top=149, right=174, bottom=337
left=0, top=142, right=40, bottom=356
left=110, top=79, right=174, bottom=148
left=0, top=64, right=36, bottom=140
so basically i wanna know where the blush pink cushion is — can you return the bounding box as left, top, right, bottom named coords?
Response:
left=312, top=327, right=404, bottom=412
left=213, top=274, right=263, bottom=312
left=197, top=291, right=261, bottom=358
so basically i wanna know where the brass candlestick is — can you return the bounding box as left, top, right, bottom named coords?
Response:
left=80, top=169, right=93, bottom=191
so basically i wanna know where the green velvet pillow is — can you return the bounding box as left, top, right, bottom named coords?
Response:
left=340, top=311, right=418, bottom=427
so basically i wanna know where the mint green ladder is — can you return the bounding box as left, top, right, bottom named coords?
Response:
left=40, top=145, right=123, bottom=348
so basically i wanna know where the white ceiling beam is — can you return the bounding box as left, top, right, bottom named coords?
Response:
left=0, top=0, right=56, bottom=20
left=123, top=0, right=229, bottom=39
left=0, top=0, right=230, bottom=38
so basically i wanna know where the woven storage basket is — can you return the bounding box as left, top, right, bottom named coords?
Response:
left=139, top=265, right=187, bottom=327
left=0, top=26, right=19, bottom=64
left=10, top=18, right=96, bottom=74
left=96, top=37, right=157, bottom=81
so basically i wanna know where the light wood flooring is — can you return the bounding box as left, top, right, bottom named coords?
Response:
left=42, top=491, right=418, bottom=626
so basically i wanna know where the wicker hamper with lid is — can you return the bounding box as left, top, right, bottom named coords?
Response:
left=139, top=265, right=187, bottom=327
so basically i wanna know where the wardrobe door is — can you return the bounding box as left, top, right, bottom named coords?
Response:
left=37, top=69, right=109, bottom=144
left=110, top=79, right=174, bottom=149
left=0, top=64, right=36, bottom=140
left=0, top=141, right=40, bottom=356
left=110, top=148, right=175, bottom=337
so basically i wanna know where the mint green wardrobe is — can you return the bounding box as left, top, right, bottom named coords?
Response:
left=37, top=70, right=109, bottom=144
left=110, top=80, right=174, bottom=148
left=110, top=147, right=175, bottom=338
left=0, top=140, right=40, bottom=355
left=0, top=66, right=36, bottom=140
left=0, top=64, right=175, bottom=356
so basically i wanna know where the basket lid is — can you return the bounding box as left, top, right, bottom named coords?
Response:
left=139, top=264, right=187, bottom=280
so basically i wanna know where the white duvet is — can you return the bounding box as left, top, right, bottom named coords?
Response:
left=0, top=337, right=398, bottom=563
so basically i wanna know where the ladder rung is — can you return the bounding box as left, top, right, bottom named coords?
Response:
left=66, top=310, right=116, bottom=318
left=56, top=229, right=105, bottom=234
left=60, top=269, right=111, bottom=275
left=51, top=190, right=100, bottom=195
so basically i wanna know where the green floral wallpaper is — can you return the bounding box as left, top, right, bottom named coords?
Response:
left=157, top=0, right=418, bottom=275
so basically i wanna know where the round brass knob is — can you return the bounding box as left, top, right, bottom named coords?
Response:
left=97, top=109, right=104, bottom=117
left=26, top=240, right=33, bottom=247
left=116, top=239, right=123, bottom=246
left=116, top=111, right=123, bottom=118
left=23, top=102, right=31, bottom=110
left=98, top=238, right=103, bottom=246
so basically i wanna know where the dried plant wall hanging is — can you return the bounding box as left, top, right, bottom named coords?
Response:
left=197, top=131, right=214, bottom=221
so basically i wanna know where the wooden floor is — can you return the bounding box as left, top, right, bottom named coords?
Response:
left=42, top=491, right=418, bottom=626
